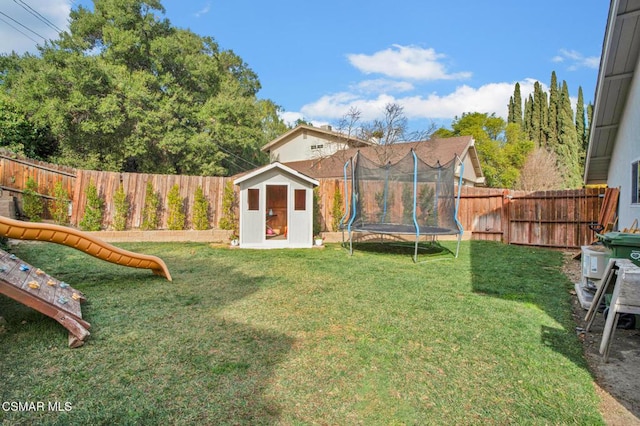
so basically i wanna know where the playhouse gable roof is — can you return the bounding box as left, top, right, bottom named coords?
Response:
left=233, top=162, right=319, bottom=186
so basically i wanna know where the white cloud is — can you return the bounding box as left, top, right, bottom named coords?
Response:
left=347, top=44, right=472, bottom=81
left=553, top=48, right=600, bottom=70
left=279, top=111, right=304, bottom=126
left=0, top=0, right=71, bottom=54
left=194, top=3, right=211, bottom=18
left=299, top=79, right=541, bottom=123
left=352, top=79, right=415, bottom=94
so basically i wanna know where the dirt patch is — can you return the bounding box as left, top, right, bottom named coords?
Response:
left=563, top=251, right=640, bottom=425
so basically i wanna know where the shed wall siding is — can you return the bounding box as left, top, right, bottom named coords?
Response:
left=288, top=184, right=313, bottom=246
left=239, top=188, right=263, bottom=245
left=237, top=166, right=315, bottom=248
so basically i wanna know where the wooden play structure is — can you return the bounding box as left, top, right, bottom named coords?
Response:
left=0, top=216, right=172, bottom=347
left=0, top=249, right=90, bottom=347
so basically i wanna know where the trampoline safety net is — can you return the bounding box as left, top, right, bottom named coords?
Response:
left=347, top=150, right=460, bottom=236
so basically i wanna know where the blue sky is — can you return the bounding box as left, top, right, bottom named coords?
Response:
left=0, top=1, right=610, bottom=132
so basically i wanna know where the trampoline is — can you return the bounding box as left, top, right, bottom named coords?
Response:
left=341, top=149, right=464, bottom=262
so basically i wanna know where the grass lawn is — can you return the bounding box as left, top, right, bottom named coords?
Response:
left=0, top=240, right=602, bottom=425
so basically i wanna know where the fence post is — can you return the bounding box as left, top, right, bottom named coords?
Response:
left=502, top=189, right=511, bottom=244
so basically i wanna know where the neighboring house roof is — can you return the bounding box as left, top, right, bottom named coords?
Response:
left=584, top=0, right=640, bottom=185
left=260, top=124, right=374, bottom=154
left=233, top=161, right=319, bottom=186
left=283, top=136, right=483, bottom=181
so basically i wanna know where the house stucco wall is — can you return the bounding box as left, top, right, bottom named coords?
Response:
left=269, top=133, right=345, bottom=163
left=608, top=54, right=640, bottom=229
left=459, top=154, right=481, bottom=186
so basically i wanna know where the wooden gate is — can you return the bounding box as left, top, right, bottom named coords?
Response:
left=506, top=188, right=605, bottom=248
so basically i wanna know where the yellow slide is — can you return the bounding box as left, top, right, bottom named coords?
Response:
left=0, top=216, right=172, bottom=281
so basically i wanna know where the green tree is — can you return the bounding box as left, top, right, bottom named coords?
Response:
left=523, top=94, right=532, bottom=137
left=432, top=127, right=455, bottom=138
left=0, top=88, right=58, bottom=160
left=79, top=181, right=104, bottom=231
left=418, top=185, right=435, bottom=226
left=50, top=181, right=70, bottom=225
left=141, top=181, right=160, bottom=230
left=508, top=82, right=523, bottom=127
left=313, top=187, right=322, bottom=236
left=547, top=71, right=559, bottom=148
left=556, top=80, right=582, bottom=188
left=112, top=183, right=129, bottom=231
left=22, top=177, right=44, bottom=222
left=401, top=184, right=413, bottom=223
left=331, top=184, right=344, bottom=231
left=192, top=186, right=210, bottom=230
left=0, top=0, right=280, bottom=175
left=530, top=81, right=548, bottom=147
left=448, top=113, right=533, bottom=188
left=166, top=184, right=185, bottom=230
left=218, top=181, right=238, bottom=234
left=576, top=86, right=586, bottom=151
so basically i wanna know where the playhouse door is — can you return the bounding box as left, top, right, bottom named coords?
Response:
left=265, top=185, right=288, bottom=240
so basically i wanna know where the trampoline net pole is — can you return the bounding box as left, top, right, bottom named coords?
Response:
left=412, top=149, right=420, bottom=263
left=340, top=158, right=352, bottom=247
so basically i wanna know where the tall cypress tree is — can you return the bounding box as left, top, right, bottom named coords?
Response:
left=547, top=71, right=559, bottom=149
left=523, top=95, right=533, bottom=137
left=513, top=82, right=523, bottom=127
left=540, top=90, right=549, bottom=147
left=557, top=80, right=581, bottom=187
left=508, top=96, right=515, bottom=124
left=531, top=81, right=548, bottom=147
left=575, top=86, right=586, bottom=151
left=507, top=83, right=524, bottom=127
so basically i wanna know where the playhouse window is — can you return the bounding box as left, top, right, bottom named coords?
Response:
left=248, top=188, right=259, bottom=210
left=294, top=189, right=306, bottom=210
left=633, top=160, right=640, bottom=204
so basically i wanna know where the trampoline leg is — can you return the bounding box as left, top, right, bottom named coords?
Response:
left=349, top=231, right=354, bottom=256
left=455, top=233, right=461, bottom=258
left=413, top=238, right=419, bottom=263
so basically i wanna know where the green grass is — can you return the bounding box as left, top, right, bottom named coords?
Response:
left=0, top=241, right=602, bottom=425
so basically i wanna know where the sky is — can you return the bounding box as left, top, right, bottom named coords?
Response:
left=0, top=0, right=611, bottom=133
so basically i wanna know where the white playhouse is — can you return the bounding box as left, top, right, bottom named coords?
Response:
left=233, top=162, right=319, bottom=249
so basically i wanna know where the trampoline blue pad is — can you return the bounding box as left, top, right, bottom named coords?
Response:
left=351, top=223, right=459, bottom=235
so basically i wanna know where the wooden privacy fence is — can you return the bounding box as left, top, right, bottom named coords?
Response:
left=0, top=150, right=76, bottom=204
left=315, top=182, right=606, bottom=249
left=0, top=153, right=607, bottom=248
left=72, top=170, right=233, bottom=230
left=460, top=187, right=607, bottom=248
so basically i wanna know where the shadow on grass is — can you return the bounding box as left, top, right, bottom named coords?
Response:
left=347, top=234, right=456, bottom=261
left=469, top=240, right=588, bottom=369
left=0, top=243, right=294, bottom=424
